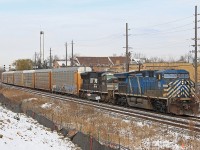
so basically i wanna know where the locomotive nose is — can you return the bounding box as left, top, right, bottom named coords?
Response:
left=178, top=79, right=192, bottom=98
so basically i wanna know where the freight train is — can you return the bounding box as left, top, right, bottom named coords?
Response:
left=1, top=67, right=199, bottom=115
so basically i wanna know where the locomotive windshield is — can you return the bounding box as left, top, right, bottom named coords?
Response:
left=107, top=75, right=114, bottom=81
left=106, top=75, right=118, bottom=83
left=163, top=73, right=189, bottom=79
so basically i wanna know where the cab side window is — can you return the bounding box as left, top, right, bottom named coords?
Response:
left=156, top=74, right=162, bottom=80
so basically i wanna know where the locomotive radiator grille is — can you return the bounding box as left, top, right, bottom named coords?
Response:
left=166, top=79, right=195, bottom=99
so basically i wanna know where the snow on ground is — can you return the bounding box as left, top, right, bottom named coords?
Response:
left=0, top=105, right=78, bottom=150
left=22, top=98, right=38, bottom=103
left=41, top=102, right=53, bottom=109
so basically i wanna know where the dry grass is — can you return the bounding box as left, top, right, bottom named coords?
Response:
left=0, top=88, right=34, bottom=103
left=1, top=87, right=200, bottom=149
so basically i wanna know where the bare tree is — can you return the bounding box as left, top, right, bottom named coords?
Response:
left=132, top=52, right=146, bottom=59
left=178, top=55, right=187, bottom=62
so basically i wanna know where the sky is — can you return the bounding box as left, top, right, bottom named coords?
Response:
left=0, top=0, right=200, bottom=67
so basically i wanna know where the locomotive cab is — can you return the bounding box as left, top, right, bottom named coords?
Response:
left=114, top=69, right=199, bottom=115
left=79, top=71, right=117, bottom=103
left=79, top=71, right=102, bottom=100
left=155, top=69, right=199, bottom=115
left=155, top=70, right=193, bottom=98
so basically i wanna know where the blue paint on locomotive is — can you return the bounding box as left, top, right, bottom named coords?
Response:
left=114, top=69, right=191, bottom=97
left=155, top=69, right=190, bottom=89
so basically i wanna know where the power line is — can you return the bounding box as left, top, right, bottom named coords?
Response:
left=163, top=23, right=193, bottom=31
left=131, top=15, right=193, bottom=29
left=133, top=39, right=191, bottom=47
left=133, top=41, right=190, bottom=50
left=76, top=33, right=123, bottom=42
left=132, top=28, right=192, bottom=36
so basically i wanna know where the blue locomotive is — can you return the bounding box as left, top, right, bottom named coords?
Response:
left=80, top=69, right=199, bottom=115
left=114, top=69, right=199, bottom=115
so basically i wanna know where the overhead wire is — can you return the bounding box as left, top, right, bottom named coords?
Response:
left=74, top=15, right=194, bottom=54
left=132, top=28, right=192, bottom=36
left=130, top=15, right=193, bottom=29
left=133, top=40, right=191, bottom=49
left=72, top=15, right=194, bottom=44
left=129, top=15, right=194, bottom=52
left=76, top=32, right=123, bottom=42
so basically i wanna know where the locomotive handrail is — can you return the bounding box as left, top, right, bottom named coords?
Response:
left=128, top=76, right=133, bottom=93
left=136, top=76, right=142, bottom=95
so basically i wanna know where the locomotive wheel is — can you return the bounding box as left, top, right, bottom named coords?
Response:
left=79, top=91, right=83, bottom=98
left=101, top=94, right=106, bottom=102
left=119, top=97, right=126, bottom=106
left=101, top=94, right=109, bottom=103
left=105, top=95, right=109, bottom=103
left=83, top=92, right=87, bottom=99
left=152, top=99, right=167, bottom=113
left=110, top=98, right=117, bottom=105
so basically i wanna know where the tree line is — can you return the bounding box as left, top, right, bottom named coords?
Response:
left=7, top=52, right=195, bottom=71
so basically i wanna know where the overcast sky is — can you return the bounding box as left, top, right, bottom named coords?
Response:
left=0, top=0, right=199, bottom=67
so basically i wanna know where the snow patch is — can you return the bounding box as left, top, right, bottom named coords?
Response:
left=23, top=98, right=38, bottom=102
left=0, top=105, right=77, bottom=150
left=41, top=103, right=53, bottom=109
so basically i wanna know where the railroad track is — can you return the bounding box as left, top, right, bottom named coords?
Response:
left=2, top=83, right=200, bottom=133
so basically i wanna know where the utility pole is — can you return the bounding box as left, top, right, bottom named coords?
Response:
left=40, top=32, right=42, bottom=63
left=50, top=48, right=52, bottom=69
left=71, top=40, right=74, bottom=67
left=125, top=23, right=129, bottom=72
left=65, top=42, right=68, bottom=67
left=35, top=52, right=37, bottom=70
left=40, top=31, right=44, bottom=66
left=194, top=6, right=198, bottom=94
left=43, top=32, right=45, bottom=63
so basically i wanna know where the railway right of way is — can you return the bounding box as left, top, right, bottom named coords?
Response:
left=3, top=83, right=200, bottom=133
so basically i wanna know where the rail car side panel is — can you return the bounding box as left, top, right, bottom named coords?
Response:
left=52, top=67, right=92, bottom=95
left=23, top=70, right=35, bottom=88
left=2, top=73, right=7, bottom=83
left=52, top=68, right=76, bottom=94
left=6, top=72, right=15, bottom=85
left=14, top=71, right=23, bottom=86
left=35, top=69, right=51, bottom=91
